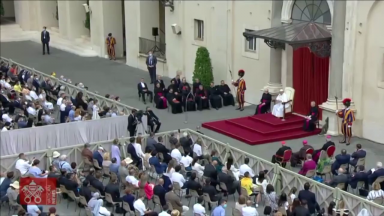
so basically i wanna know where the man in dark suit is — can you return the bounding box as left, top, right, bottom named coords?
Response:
left=326, top=168, right=349, bottom=190
left=127, top=109, right=137, bottom=137
left=41, top=26, right=50, bottom=55
left=271, top=142, right=292, bottom=167
left=146, top=107, right=161, bottom=133
left=184, top=172, right=203, bottom=197
left=368, top=162, right=384, bottom=189
left=218, top=169, right=241, bottom=196
left=331, top=149, right=351, bottom=175
left=349, top=165, right=369, bottom=190
left=105, top=176, right=121, bottom=202
left=298, top=183, right=320, bottom=215
left=32, top=75, right=40, bottom=93
left=137, top=78, right=153, bottom=104
left=349, top=144, right=366, bottom=167
left=86, top=169, right=105, bottom=196
left=63, top=173, right=80, bottom=197
left=155, top=75, right=166, bottom=91
left=153, top=178, right=167, bottom=206
left=149, top=151, right=166, bottom=175
left=179, top=132, right=193, bottom=157
left=171, top=73, right=182, bottom=89
left=146, top=51, right=157, bottom=84
left=127, top=137, right=142, bottom=169
left=202, top=178, right=222, bottom=210
left=92, top=147, right=104, bottom=168
left=79, top=180, right=92, bottom=202
left=153, top=138, right=172, bottom=164
left=203, top=161, right=218, bottom=187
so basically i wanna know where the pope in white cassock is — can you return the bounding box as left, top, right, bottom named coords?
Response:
left=272, top=89, right=290, bottom=118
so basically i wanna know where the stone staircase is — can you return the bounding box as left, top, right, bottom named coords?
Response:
left=0, top=24, right=98, bottom=57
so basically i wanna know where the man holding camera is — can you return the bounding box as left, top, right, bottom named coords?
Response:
left=127, top=109, right=138, bottom=137
left=145, top=107, right=161, bottom=133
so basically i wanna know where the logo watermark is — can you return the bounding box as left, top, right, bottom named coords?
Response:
left=20, top=178, right=57, bottom=205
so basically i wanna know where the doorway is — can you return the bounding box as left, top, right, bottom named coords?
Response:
left=0, top=0, right=15, bottom=24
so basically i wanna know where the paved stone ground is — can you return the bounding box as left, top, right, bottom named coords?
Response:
left=1, top=41, right=383, bottom=215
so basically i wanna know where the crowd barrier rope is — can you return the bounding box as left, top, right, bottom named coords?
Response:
left=1, top=129, right=383, bottom=215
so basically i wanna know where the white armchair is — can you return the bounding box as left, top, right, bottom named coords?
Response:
left=283, top=87, right=295, bottom=119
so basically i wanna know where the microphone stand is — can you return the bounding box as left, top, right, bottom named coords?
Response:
left=184, top=90, right=195, bottom=124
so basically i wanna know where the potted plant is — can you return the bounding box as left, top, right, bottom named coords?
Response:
left=193, top=46, right=214, bottom=88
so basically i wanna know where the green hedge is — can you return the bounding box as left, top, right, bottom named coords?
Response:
left=193, top=47, right=213, bottom=88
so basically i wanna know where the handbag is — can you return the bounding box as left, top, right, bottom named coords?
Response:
left=359, top=188, right=369, bottom=197
left=263, top=206, right=272, bottom=215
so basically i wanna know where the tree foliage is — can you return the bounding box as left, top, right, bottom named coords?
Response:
left=84, top=0, right=90, bottom=30
left=0, top=1, right=5, bottom=16
left=193, top=47, right=213, bottom=88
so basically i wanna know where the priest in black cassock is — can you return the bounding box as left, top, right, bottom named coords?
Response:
left=180, top=78, right=195, bottom=111
left=195, top=85, right=210, bottom=111
left=254, top=88, right=272, bottom=115
left=302, top=101, right=319, bottom=131
left=193, top=78, right=201, bottom=95
left=170, top=73, right=181, bottom=89
left=166, top=88, right=183, bottom=114
left=208, top=82, right=222, bottom=110
left=167, top=80, right=179, bottom=96
left=219, top=80, right=235, bottom=106
left=154, top=83, right=167, bottom=109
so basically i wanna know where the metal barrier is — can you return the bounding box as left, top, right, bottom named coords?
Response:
left=1, top=128, right=383, bottom=215
left=0, top=57, right=138, bottom=115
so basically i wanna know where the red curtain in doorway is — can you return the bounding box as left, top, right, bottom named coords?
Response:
left=292, top=47, right=329, bottom=118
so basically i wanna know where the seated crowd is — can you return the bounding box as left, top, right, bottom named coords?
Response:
left=271, top=135, right=384, bottom=201
left=1, top=131, right=380, bottom=216
left=0, top=61, right=123, bottom=132
left=138, top=72, right=235, bottom=114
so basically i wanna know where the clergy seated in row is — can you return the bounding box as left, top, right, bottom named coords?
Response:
left=254, top=88, right=272, bottom=115
left=137, top=78, right=153, bottom=104
left=271, top=141, right=292, bottom=168
left=154, top=83, right=167, bottom=109
left=167, top=79, right=180, bottom=94
left=192, top=78, right=202, bottom=95
left=208, top=82, right=222, bottom=110
left=166, top=88, right=183, bottom=114
left=272, top=89, right=290, bottom=118
left=302, top=101, right=319, bottom=132
left=218, top=80, right=235, bottom=106
left=180, top=84, right=196, bottom=112
left=195, top=85, right=210, bottom=111
left=155, top=75, right=166, bottom=92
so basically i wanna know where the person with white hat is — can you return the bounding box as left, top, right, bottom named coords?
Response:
left=272, top=89, right=290, bottom=118
left=93, top=147, right=105, bottom=168
left=52, top=151, right=61, bottom=171
left=6, top=181, right=19, bottom=203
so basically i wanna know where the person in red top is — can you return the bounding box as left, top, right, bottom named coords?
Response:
left=138, top=172, right=154, bottom=200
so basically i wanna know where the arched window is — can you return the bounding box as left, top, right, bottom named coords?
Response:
left=291, top=0, right=331, bottom=25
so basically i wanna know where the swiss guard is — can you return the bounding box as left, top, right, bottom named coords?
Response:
left=232, top=69, right=246, bottom=111
left=337, top=98, right=355, bottom=145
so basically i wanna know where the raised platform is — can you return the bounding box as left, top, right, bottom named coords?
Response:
left=202, top=113, right=321, bottom=145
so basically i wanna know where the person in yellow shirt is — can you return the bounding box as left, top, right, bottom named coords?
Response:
left=13, top=81, right=22, bottom=92
left=240, top=171, right=255, bottom=196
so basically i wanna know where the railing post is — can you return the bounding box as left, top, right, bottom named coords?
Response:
left=46, top=147, right=53, bottom=169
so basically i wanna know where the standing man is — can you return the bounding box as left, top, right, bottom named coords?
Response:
left=146, top=51, right=157, bottom=84
left=337, top=98, right=355, bottom=145
left=127, top=109, right=137, bottom=137
left=231, top=69, right=246, bottom=111
left=106, top=33, right=116, bottom=60
left=41, top=26, right=50, bottom=55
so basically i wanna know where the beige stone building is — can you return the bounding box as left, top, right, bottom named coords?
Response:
left=2, top=0, right=383, bottom=143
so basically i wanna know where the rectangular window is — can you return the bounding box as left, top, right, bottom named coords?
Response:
left=245, top=29, right=257, bottom=52
left=194, top=19, right=204, bottom=41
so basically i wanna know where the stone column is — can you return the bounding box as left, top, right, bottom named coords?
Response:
left=320, top=0, right=347, bottom=135
left=264, top=0, right=283, bottom=95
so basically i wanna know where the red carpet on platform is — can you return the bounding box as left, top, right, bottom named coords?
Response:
left=202, top=114, right=321, bottom=145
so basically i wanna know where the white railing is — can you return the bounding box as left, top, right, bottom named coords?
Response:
left=1, top=128, right=383, bottom=216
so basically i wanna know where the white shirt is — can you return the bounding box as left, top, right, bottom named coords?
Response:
left=16, top=159, right=32, bottom=175
left=193, top=203, right=206, bottom=215
left=2, top=114, right=12, bottom=123
left=239, top=164, right=255, bottom=177
left=1, top=127, right=8, bottom=132
left=255, top=178, right=269, bottom=193
left=159, top=211, right=171, bottom=216
left=171, top=149, right=182, bottom=163
left=126, top=175, right=139, bottom=186
left=27, top=107, right=37, bottom=116
left=57, top=97, right=63, bottom=106
left=30, top=91, right=38, bottom=100
left=133, top=199, right=146, bottom=216
left=290, top=193, right=296, bottom=201
left=170, top=172, right=186, bottom=187
left=60, top=103, right=66, bottom=111
left=193, top=144, right=202, bottom=156
left=180, top=155, right=193, bottom=167
left=242, top=206, right=259, bottom=216
left=165, top=168, right=175, bottom=179
left=133, top=143, right=145, bottom=158
left=367, top=189, right=384, bottom=200
left=27, top=205, right=40, bottom=216
left=0, top=80, right=11, bottom=89
left=141, top=82, right=145, bottom=88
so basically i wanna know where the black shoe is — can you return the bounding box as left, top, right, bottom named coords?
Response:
left=236, top=107, right=241, bottom=110
left=240, top=108, right=244, bottom=111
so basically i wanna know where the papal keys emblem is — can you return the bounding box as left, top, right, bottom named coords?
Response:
left=21, top=180, right=44, bottom=204
left=20, top=177, right=57, bottom=205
